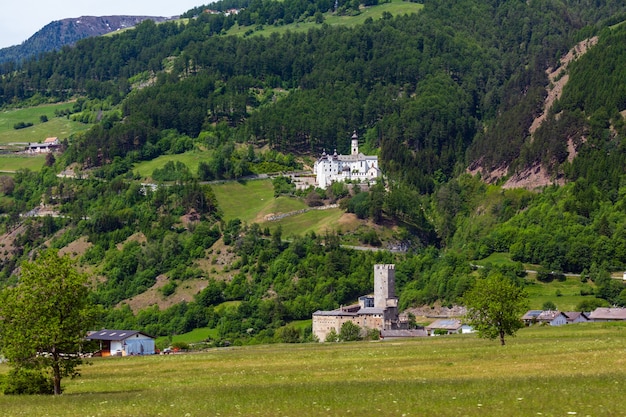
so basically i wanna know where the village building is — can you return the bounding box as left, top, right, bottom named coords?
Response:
left=522, top=310, right=590, bottom=326
left=86, top=329, right=155, bottom=356
left=312, top=264, right=424, bottom=341
left=563, top=311, right=590, bottom=324
left=26, top=137, right=59, bottom=154
left=313, top=132, right=381, bottom=189
left=522, top=310, right=569, bottom=326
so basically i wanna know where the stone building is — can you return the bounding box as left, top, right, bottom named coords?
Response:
left=312, top=264, right=424, bottom=341
left=313, top=132, right=381, bottom=189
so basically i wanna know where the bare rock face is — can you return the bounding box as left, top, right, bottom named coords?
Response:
left=0, top=15, right=175, bottom=65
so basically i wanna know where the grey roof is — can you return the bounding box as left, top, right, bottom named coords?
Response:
left=522, top=310, right=543, bottom=320
left=563, top=312, right=589, bottom=322
left=426, top=319, right=463, bottom=330
left=86, top=329, right=152, bottom=341
left=589, top=308, right=626, bottom=320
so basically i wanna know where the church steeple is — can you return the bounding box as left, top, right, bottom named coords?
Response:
left=351, top=131, right=359, bottom=156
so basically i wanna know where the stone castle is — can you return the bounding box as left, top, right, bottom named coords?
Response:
left=313, top=132, right=381, bottom=189
left=312, top=264, right=424, bottom=341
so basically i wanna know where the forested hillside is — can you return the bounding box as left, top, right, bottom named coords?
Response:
left=1, top=0, right=626, bottom=343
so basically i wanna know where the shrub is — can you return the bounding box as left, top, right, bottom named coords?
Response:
left=339, top=321, right=362, bottom=341
left=325, top=328, right=339, bottom=342
left=160, top=281, right=177, bottom=297
left=171, top=341, right=190, bottom=351
left=3, top=368, right=54, bottom=395
left=13, top=122, right=33, bottom=130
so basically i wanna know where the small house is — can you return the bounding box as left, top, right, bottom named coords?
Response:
left=563, top=312, right=589, bottom=324
left=522, top=310, right=569, bottom=326
left=86, top=329, right=155, bottom=356
left=26, top=137, right=59, bottom=154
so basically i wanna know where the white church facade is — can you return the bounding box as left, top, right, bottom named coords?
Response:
left=313, top=132, right=381, bottom=189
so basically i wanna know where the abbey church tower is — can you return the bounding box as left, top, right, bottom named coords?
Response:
left=351, top=131, right=359, bottom=156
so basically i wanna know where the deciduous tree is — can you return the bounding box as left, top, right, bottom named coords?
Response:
left=0, top=250, right=96, bottom=395
left=463, top=272, right=528, bottom=346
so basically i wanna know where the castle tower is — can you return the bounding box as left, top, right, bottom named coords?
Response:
left=374, top=264, right=397, bottom=309
left=351, top=131, right=359, bottom=156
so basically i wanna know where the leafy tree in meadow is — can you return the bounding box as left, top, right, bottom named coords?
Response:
left=542, top=301, right=557, bottom=311
left=0, top=250, right=96, bottom=395
left=463, top=271, right=528, bottom=346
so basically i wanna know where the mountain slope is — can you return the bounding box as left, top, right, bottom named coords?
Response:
left=0, top=16, right=173, bottom=65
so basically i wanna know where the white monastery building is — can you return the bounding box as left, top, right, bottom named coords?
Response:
left=314, top=132, right=381, bottom=189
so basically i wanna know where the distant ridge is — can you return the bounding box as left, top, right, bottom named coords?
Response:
left=0, top=15, right=174, bottom=66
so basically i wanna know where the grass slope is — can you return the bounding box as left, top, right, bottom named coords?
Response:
left=1, top=323, right=624, bottom=416
left=0, top=155, right=46, bottom=172
left=0, top=103, right=89, bottom=145
left=228, top=0, right=424, bottom=37
left=132, top=150, right=213, bottom=180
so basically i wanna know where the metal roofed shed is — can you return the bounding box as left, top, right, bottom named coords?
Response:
left=425, top=319, right=473, bottom=336
left=86, top=329, right=156, bottom=356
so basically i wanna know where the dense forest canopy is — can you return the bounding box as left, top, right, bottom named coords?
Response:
left=1, top=0, right=626, bottom=343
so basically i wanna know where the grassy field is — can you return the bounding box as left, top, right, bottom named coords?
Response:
left=0, top=155, right=46, bottom=172
left=228, top=0, right=424, bottom=37
left=212, top=179, right=278, bottom=222
left=0, top=322, right=624, bottom=416
left=0, top=103, right=89, bottom=145
left=472, top=253, right=598, bottom=311
left=525, top=274, right=595, bottom=311
left=132, top=150, right=213, bottom=180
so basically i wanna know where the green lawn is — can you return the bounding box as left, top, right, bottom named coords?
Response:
left=1, top=323, right=624, bottom=416
left=0, top=103, right=89, bottom=145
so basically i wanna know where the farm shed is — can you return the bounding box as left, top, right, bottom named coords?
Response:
left=87, top=329, right=155, bottom=356
left=426, top=319, right=473, bottom=335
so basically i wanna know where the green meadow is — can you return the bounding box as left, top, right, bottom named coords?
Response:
left=0, top=103, right=89, bottom=146
left=0, top=155, right=46, bottom=172
left=1, top=323, right=624, bottom=416
left=132, top=150, right=214, bottom=180
left=228, top=0, right=424, bottom=37
left=473, top=252, right=599, bottom=311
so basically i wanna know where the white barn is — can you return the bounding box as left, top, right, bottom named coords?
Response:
left=313, top=132, right=381, bottom=189
left=86, top=329, right=155, bottom=356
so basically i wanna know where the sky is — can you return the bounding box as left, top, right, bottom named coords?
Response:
left=0, top=0, right=207, bottom=49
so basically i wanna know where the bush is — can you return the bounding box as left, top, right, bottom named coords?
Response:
left=171, top=341, right=190, bottom=351
left=325, top=328, right=339, bottom=342
left=13, top=122, right=33, bottom=130
left=3, top=368, right=54, bottom=395
left=339, top=321, right=362, bottom=341
left=160, top=281, right=177, bottom=297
